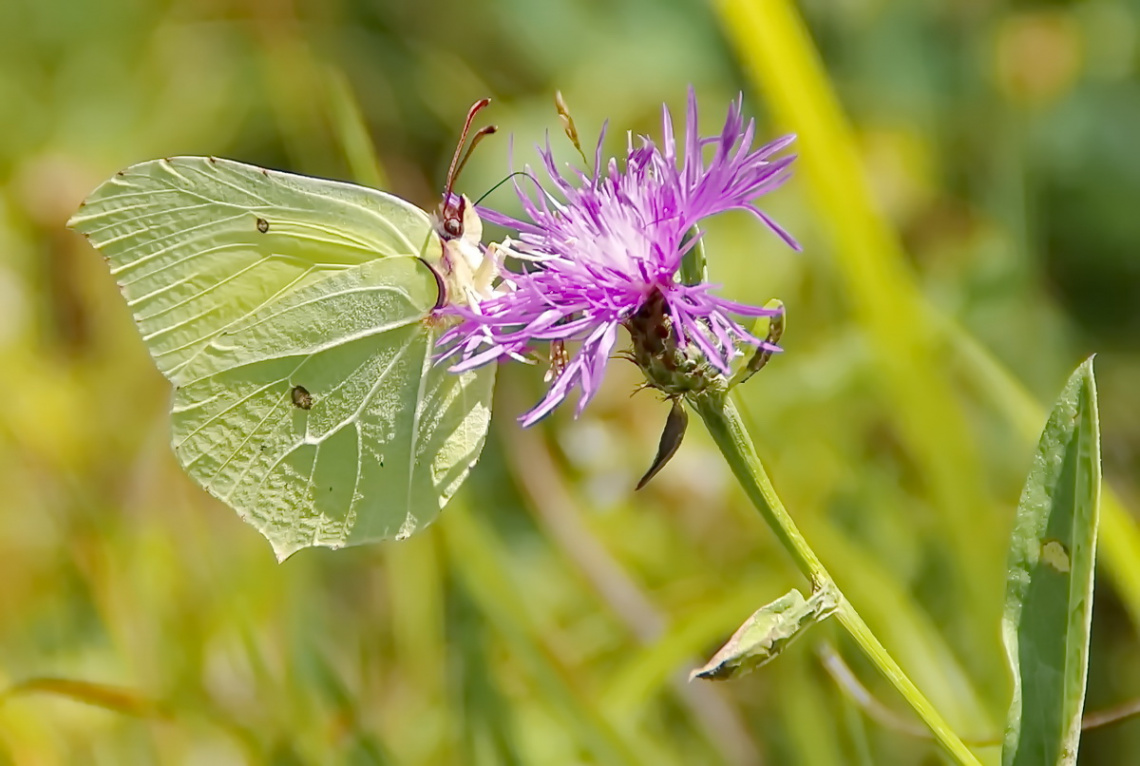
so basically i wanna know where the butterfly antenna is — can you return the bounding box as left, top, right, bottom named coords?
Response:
left=474, top=171, right=541, bottom=207
left=443, top=98, right=493, bottom=205
left=453, top=125, right=498, bottom=185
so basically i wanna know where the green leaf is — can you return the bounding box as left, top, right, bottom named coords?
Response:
left=1002, top=357, right=1101, bottom=766
left=69, top=157, right=495, bottom=559
left=690, top=586, right=838, bottom=681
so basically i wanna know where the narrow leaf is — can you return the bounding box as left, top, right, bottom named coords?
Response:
left=1002, top=357, right=1101, bottom=766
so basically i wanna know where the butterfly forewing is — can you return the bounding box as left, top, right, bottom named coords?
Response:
left=68, top=156, right=436, bottom=380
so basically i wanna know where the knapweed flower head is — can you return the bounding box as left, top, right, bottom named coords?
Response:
left=438, top=88, right=799, bottom=426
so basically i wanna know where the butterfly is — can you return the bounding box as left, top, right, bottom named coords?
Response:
left=68, top=101, right=498, bottom=560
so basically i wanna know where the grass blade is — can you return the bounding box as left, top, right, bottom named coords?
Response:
left=0, top=678, right=169, bottom=719
left=1002, top=358, right=1101, bottom=765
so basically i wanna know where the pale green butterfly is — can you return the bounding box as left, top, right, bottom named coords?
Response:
left=68, top=101, right=500, bottom=560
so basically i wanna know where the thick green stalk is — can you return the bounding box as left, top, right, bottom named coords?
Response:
left=691, top=392, right=981, bottom=766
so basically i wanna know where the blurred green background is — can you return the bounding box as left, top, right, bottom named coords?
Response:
left=2, top=0, right=1139, bottom=763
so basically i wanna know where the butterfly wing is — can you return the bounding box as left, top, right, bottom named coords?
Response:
left=70, top=157, right=494, bottom=558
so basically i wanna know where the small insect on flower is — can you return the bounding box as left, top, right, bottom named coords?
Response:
left=437, top=87, right=800, bottom=426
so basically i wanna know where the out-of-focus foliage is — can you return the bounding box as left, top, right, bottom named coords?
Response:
left=1, top=0, right=1138, bottom=763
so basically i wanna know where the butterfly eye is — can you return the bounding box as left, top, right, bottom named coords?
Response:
left=443, top=216, right=463, bottom=238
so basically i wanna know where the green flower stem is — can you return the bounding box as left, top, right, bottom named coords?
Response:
left=691, top=391, right=981, bottom=766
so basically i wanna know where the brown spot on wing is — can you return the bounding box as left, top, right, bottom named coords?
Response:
left=291, top=385, right=314, bottom=410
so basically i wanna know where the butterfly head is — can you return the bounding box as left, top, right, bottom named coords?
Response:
left=436, top=192, right=483, bottom=248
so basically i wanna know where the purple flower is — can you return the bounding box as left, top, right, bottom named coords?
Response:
left=438, top=88, right=799, bottom=426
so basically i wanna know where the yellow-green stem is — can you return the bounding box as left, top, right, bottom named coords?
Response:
left=692, top=392, right=981, bottom=766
